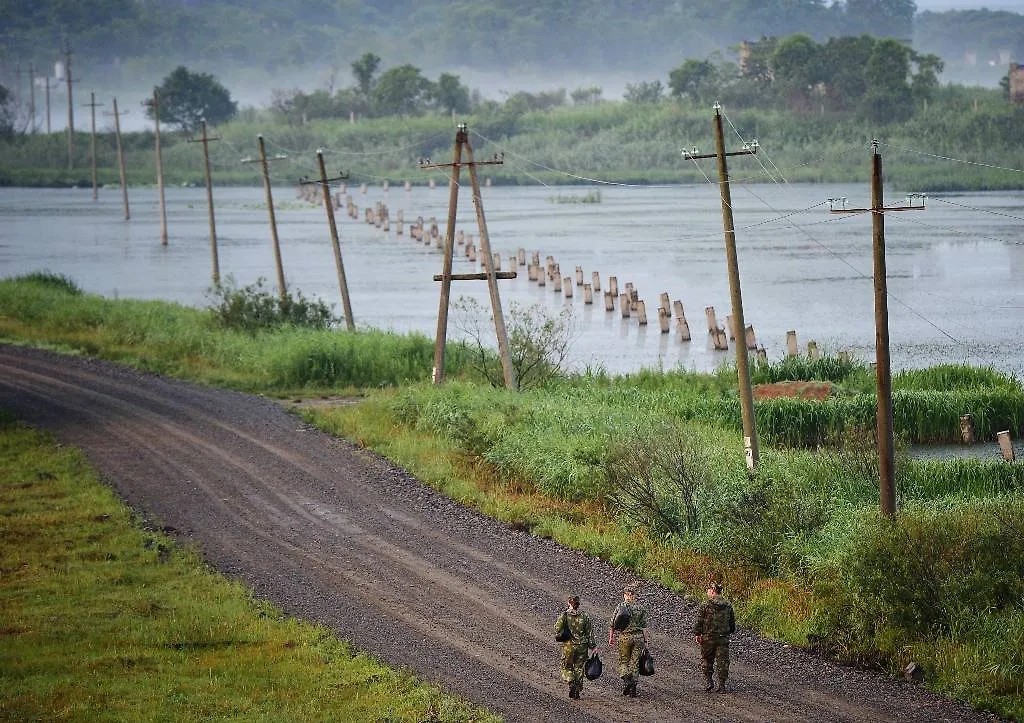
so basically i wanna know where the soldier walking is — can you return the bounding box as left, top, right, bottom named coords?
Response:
left=693, top=582, right=736, bottom=692
left=608, top=581, right=647, bottom=698
left=555, top=595, right=597, bottom=699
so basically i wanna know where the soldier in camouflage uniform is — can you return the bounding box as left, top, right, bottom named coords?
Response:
left=608, top=581, right=647, bottom=698
left=693, top=582, right=736, bottom=692
left=555, top=595, right=596, bottom=699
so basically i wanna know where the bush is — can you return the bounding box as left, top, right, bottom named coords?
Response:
left=206, top=277, right=338, bottom=333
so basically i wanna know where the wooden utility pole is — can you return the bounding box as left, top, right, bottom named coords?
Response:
left=28, top=64, right=36, bottom=133
left=305, top=151, right=354, bottom=329
left=243, top=136, right=288, bottom=299
left=62, top=38, right=75, bottom=169
left=144, top=89, right=168, bottom=244
left=44, top=75, right=52, bottom=133
left=683, top=103, right=760, bottom=472
left=830, top=142, right=926, bottom=517
left=82, top=92, right=103, bottom=200
left=420, top=123, right=517, bottom=389
left=106, top=98, right=130, bottom=220
left=188, top=120, right=221, bottom=284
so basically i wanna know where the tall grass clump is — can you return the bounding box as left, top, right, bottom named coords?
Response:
left=750, top=354, right=871, bottom=389
left=206, top=276, right=338, bottom=332
left=894, top=364, right=1024, bottom=392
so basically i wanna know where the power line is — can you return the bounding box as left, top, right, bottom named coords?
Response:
left=876, top=141, right=1024, bottom=174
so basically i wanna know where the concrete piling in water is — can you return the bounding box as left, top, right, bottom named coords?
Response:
left=517, top=248, right=526, bottom=266
left=583, top=283, right=593, bottom=304
left=658, top=306, right=670, bottom=333
left=673, top=301, right=691, bottom=341
left=592, top=271, right=601, bottom=292
left=636, top=300, right=648, bottom=326
left=786, top=330, right=798, bottom=357
left=620, top=294, right=631, bottom=318
left=608, top=276, right=618, bottom=298
left=808, top=340, right=820, bottom=360
left=997, top=430, right=1016, bottom=461
left=575, top=266, right=584, bottom=286
left=745, top=325, right=758, bottom=351
left=960, top=415, right=976, bottom=444
left=563, top=277, right=573, bottom=298
left=604, top=292, right=615, bottom=312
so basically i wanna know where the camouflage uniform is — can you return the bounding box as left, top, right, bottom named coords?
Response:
left=555, top=607, right=595, bottom=696
left=692, top=592, right=736, bottom=690
left=609, top=599, right=647, bottom=688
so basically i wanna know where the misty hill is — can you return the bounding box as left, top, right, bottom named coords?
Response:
left=2, top=1, right=1020, bottom=92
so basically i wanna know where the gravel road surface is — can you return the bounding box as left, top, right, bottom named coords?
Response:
left=0, top=345, right=1000, bottom=723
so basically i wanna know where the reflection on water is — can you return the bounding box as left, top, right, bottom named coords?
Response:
left=1, top=183, right=1022, bottom=379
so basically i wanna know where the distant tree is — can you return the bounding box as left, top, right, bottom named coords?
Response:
left=372, top=64, right=431, bottom=116
left=999, top=74, right=1010, bottom=101
left=0, top=84, right=14, bottom=138
left=771, top=33, right=821, bottom=110
left=910, top=51, right=944, bottom=106
left=570, top=86, right=602, bottom=105
left=862, top=38, right=913, bottom=123
left=819, top=35, right=876, bottom=110
left=434, top=72, right=471, bottom=115
left=624, top=80, right=664, bottom=104
left=668, top=59, right=718, bottom=104
left=352, top=52, right=381, bottom=97
left=148, top=66, right=236, bottom=133
left=844, top=0, right=916, bottom=40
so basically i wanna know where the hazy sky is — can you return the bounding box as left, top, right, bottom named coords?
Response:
left=915, top=0, right=1023, bottom=9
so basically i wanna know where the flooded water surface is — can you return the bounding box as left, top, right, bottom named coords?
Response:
left=1, top=182, right=1022, bottom=379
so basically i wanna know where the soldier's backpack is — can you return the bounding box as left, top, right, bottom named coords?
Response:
left=584, top=652, right=603, bottom=680
left=611, top=605, right=631, bottom=632
left=554, top=612, right=572, bottom=642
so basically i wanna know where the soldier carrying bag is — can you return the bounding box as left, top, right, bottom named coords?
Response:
left=554, top=612, right=573, bottom=643
left=611, top=605, right=631, bottom=632
left=584, top=651, right=603, bottom=680
left=638, top=646, right=655, bottom=676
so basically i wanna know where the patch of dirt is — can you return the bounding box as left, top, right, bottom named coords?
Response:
left=0, top=344, right=1004, bottom=723
left=754, top=380, right=833, bottom=401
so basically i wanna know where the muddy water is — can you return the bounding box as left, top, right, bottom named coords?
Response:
left=1, top=183, right=1022, bottom=378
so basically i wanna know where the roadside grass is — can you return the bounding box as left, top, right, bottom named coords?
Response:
left=3, top=275, right=1023, bottom=719
left=0, top=411, right=498, bottom=723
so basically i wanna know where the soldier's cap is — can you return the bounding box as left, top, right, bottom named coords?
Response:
left=709, top=582, right=723, bottom=593
left=624, top=581, right=641, bottom=595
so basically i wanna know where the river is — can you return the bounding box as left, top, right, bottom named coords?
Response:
left=1, top=182, right=1022, bottom=379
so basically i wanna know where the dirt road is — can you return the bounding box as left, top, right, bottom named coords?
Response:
left=0, top=345, right=997, bottom=722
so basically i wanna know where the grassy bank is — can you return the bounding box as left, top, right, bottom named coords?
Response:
left=0, top=410, right=498, bottom=722
left=2, top=91, right=1023, bottom=191
left=1, top=273, right=1022, bottom=720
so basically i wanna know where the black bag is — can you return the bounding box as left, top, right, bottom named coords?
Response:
left=555, top=613, right=572, bottom=643
left=638, top=647, right=655, bottom=676
left=584, top=652, right=603, bottom=681
left=611, top=607, right=631, bottom=632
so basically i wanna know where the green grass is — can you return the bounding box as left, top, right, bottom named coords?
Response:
left=3, top=274, right=1024, bottom=720
left=0, top=412, right=499, bottom=722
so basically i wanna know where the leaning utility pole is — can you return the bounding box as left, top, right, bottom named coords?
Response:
left=829, top=142, right=926, bottom=517
left=420, top=123, right=517, bottom=389
left=683, top=103, right=760, bottom=473
left=28, top=64, right=36, bottom=133
left=105, top=98, right=130, bottom=220
left=82, top=92, right=103, bottom=199
left=301, top=151, right=354, bottom=329
left=188, top=120, right=221, bottom=284
left=242, top=136, right=288, bottom=300
left=62, top=38, right=75, bottom=169
left=144, top=89, right=168, bottom=244
left=44, top=75, right=52, bottom=133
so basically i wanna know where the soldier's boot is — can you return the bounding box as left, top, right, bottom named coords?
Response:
left=717, top=678, right=727, bottom=693
left=628, top=681, right=639, bottom=698
left=571, top=681, right=583, bottom=699
left=622, top=677, right=631, bottom=696
left=704, top=675, right=715, bottom=692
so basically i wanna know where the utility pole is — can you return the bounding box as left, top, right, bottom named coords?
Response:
left=302, top=151, right=354, bottom=329
left=242, top=136, right=288, bottom=300
left=144, top=89, right=168, bottom=245
left=105, top=98, right=130, bottom=220
left=420, top=123, right=517, bottom=389
left=28, top=64, right=35, bottom=133
left=62, top=37, right=75, bottom=169
left=188, top=120, right=221, bottom=284
left=829, top=142, right=927, bottom=517
left=82, top=92, right=103, bottom=200
left=44, top=75, right=52, bottom=133
left=683, top=103, right=761, bottom=473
